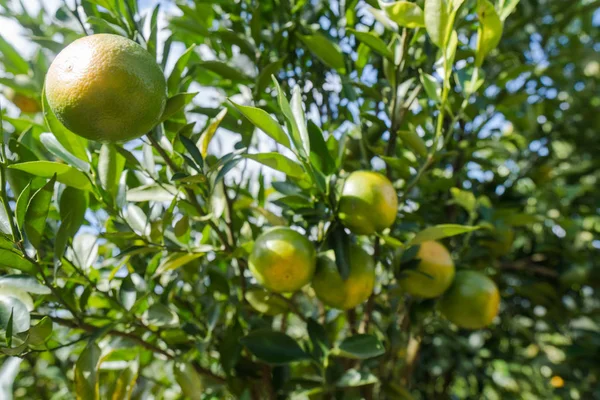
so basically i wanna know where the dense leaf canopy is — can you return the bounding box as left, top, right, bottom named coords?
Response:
left=0, top=0, right=598, bottom=399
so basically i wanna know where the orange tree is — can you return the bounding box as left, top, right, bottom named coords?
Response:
left=0, top=0, right=598, bottom=399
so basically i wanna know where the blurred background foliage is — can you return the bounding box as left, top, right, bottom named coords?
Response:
left=0, top=0, right=598, bottom=399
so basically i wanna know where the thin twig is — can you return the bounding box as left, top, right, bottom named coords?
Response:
left=64, top=0, right=89, bottom=35
left=27, top=335, right=91, bottom=353
left=499, top=261, right=558, bottom=279
left=49, top=316, right=227, bottom=383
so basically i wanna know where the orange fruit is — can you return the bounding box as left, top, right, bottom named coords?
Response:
left=248, top=227, right=316, bottom=293
left=338, top=171, right=398, bottom=235
left=399, top=241, right=455, bottom=298
left=45, top=34, right=167, bottom=142
left=312, top=245, right=375, bottom=310
left=4, top=88, right=41, bottom=114
left=439, top=271, right=500, bottom=329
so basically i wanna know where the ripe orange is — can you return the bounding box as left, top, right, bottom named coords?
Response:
left=312, top=245, right=375, bottom=310
left=399, top=241, right=455, bottom=298
left=248, top=227, right=316, bottom=293
left=4, top=88, right=41, bottom=114
left=338, top=171, right=398, bottom=235
left=45, top=34, right=167, bottom=142
left=439, top=271, right=500, bottom=329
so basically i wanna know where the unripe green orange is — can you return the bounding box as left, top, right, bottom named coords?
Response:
left=248, top=227, right=316, bottom=293
left=399, top=241, right=455, bottom=298
left=45, top=34, right=167, bottom=142
left=338, top=171, right=398, bottom=235
left=439, top=271, right=500, bottom=330
left=312, top=246, right=375, bottom=310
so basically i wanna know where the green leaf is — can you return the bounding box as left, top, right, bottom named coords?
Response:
left=410, top=224, right=480, bottom=245
left=0, top=275, right=50, bottom=294
left=74, top=343, right=101, bottom=400
left=167, top=44, right=196, bottom=96
left=307, top=121, right=336, bottom=175
left=59, top=187, right=88, bottom=237
left=174, top=363, right=203, bottom=400
left=198, top=61, right=252, bottom=82
left=379, top=234, right=404, bottom=248
left=424, top=0, right=452, bottom=48
left=147, top=4, right=161, bottom=59
left=444, top=30, right=459, bottom=80
left=333, top=335, right=385, bottom=359
left=55, top=187, right=88, bottom=262
left=24, top=175, right=56, bottom=249
left=499, top=0, right=520, bottom=21
left=0, top=235, right=13, bottom=250
left=0, top=34, right=29, bottom=75
left=240, top=329, right=309, bottom=364
left=198, top=108, right=228, bottom=157
left=42, top=88, right=89, bottom=162
left=40, top=133, right=89, bottom=172
left=398, top=130, right=428, bottom=158
left=0, top=201, right=10, bottom=236
left=110, top=363, right=138, bottom=400
left=0, top=296, right=30, bottom=334
left=368, top=6, right=400, bottom=31
left=328, top=225, right=352, bottom=280
left=161, top=92, right=198, bottom=122
left=153, top=252, right=205, bottom=277
left=9, top=161, right=91, bottom=190
left=229, top=101, right=291, bottom=149
left=87, top=0, right=117, bottom=12
left=143, top=303, right=180, bottom=327
left=256, top=58, right=285, bottom=94
left=347, top=29, right=394, bottom=60
left=0, top=249, right=37, bottom=273
left=337, top=369, right=379, bottom=388
left=86, top=16, right=129, bottom=36
left=119, top=276, right=137, bottom=311
left=71, top=234, right=99, bottom=271
left=27, top=316, right=53, bottom=346
left=419, top=70, right=441, bottom=103
left=15, top=182, right=32, bottom=232
left=290, top=86, right=311, bottom=157
left=244, top=288, right=289, bottom=316
left=296, top=33, right=346, bottom=72
left=475, top=0, right=503, bottom=66
left=180, top=134, right=204, bottom=170
left=271, top=78, right=306, bottom=157
left=125, top=205, right=149, bottom=237
left=384, top=383, right=416, bottom=400
left=0, top=286, right=33, bottom=312
left=307, top=318, right=330, bottom=358
left=98, top=144, right=125, bottom=197
left=243, top=153, right=305, bottom=178
left=126, top=184, right=177, bottom=203
left=450, top=187, right=476, bottom=213
left=380, top=1, right=425, bottom=28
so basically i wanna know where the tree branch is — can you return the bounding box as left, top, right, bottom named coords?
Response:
left=50, top=316, right=227, bottom=383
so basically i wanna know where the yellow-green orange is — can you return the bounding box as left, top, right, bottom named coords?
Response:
left=400, top=241, right=455, bottom=298
left=248, top=227, right=316, bottom=293
left=45, top=34, right=167, bottom=142
left=312, top=246, right=375, bottom=310
left=439, top=271, right=500, bottom=330
left=338, top=171, right=398, bottom=235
